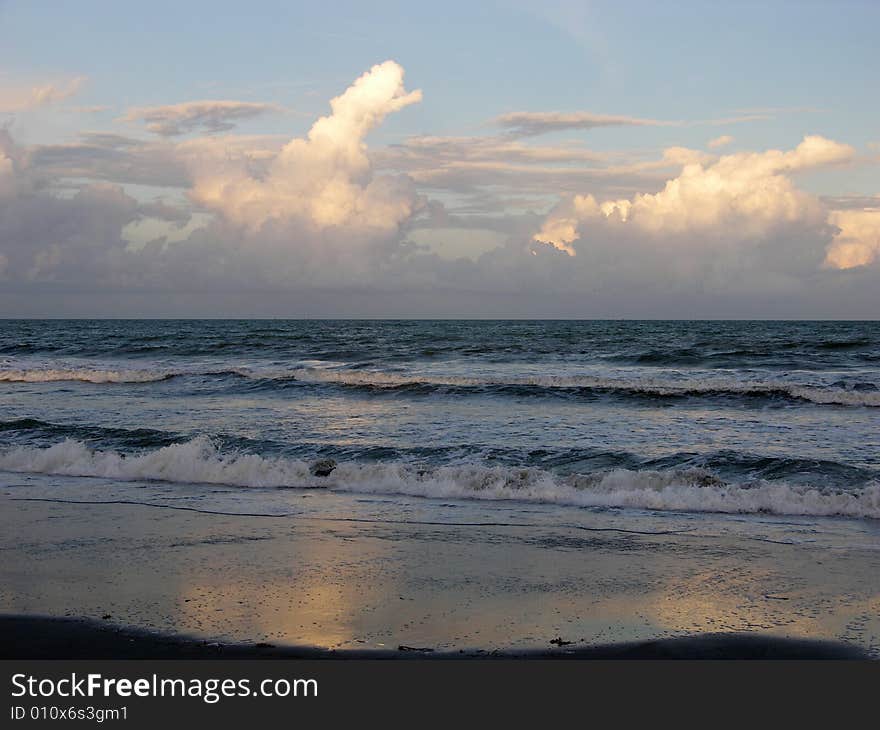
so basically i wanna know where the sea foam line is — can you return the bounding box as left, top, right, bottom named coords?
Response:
left=284, top=368, right=880, bottom=406
left=2, top=363, right=878, bottom=406
left=0, top=368, right=175, bottom=383
left=1, top=438, right=878, bottom=519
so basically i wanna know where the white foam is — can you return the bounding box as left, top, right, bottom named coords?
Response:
left=0, top=368, right=173, bottom=383
left=2, top=438, right=878, bottom=519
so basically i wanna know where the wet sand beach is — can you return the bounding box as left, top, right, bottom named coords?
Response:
left=2, top=489, right=879, bottom=658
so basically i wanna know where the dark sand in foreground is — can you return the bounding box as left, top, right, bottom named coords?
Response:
left=1, top=615, right=868, bottom=659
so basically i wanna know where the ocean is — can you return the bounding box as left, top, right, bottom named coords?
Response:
left=1, top=319, right=879, bottom=523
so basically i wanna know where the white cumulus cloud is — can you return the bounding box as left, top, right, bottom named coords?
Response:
left=189, top=60, right=423, bottom=239
left=534, top=135, right=854, bottom=254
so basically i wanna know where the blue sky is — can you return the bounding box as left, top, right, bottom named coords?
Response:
left=4, top=0, right=878, bottom=152
left=0, top=0, right=878, bottom=316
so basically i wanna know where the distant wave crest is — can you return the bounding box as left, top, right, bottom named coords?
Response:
left=0, top=368, right=177, bottom=383
left=283, top=367, right=880, bottom=407
left=2, top=364, right=879, bottom=406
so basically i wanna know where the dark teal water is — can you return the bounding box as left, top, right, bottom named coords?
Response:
left=1, top=320, right=879, bottom=519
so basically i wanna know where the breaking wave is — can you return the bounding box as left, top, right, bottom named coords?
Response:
left=2, top=438, right=878, bottom=519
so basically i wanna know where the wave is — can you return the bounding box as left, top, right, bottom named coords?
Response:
left=2, top=438, right=878, bottom=520
left=817, top=338, right=873, bottom=350
left=3, top=362, right=879, bottom=406
left=0, top=368, right=177, bottom=384
left=0, top=366, right=248, bottom=385
left=0, top=417, right=184, bottom=450
left=266, top=368, right=880, bottom=407
left=1, top=418, right=875, bottom=487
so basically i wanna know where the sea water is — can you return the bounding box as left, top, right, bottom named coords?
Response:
left=1, top=320, right=879, bottom=524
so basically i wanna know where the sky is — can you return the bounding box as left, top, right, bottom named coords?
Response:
left=1, top=0, right=878, bottom=318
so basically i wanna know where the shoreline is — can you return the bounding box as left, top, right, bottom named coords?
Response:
left=1, top=615, right=870, bottom=659
left=4, top=491, right=880, bottom=658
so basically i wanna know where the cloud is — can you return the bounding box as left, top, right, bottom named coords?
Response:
left=699, top=114, right=770, bottom=126
left=0, top=76, right=86, bottom=113
left=384, top=135, right=606, bottom=165
left=122, top=100, right=282, bottom=136
left=1, top=60, right=878, bottom=317
left=824, top=209, right=880, bottom=269
left=535, top=135, right=855, bottom=254
left=26, top=129, right=287, bottom=194
left=3, top=61, right=429, bottom=291
left=822, top=194, right=880, bottom=211
left=708, top=134, right=734, bottom=149
left=494, top=110, right=673, bottom=137
left=0, top=136, right=136, bottom=282
left=494, top=111, right=767, bottom=138
left=29, top=134, right=192, bottom=189
left=373, top=119, right=753, bottom=223
left=0, top=147, right=16, bottom=199
left=376, top=134, right=712, bottom=221
left=0, top=130, right=29, bottom=199
left=189, top=59, right=423, bottom=237
left=0, top=129, right=191, bottom=284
